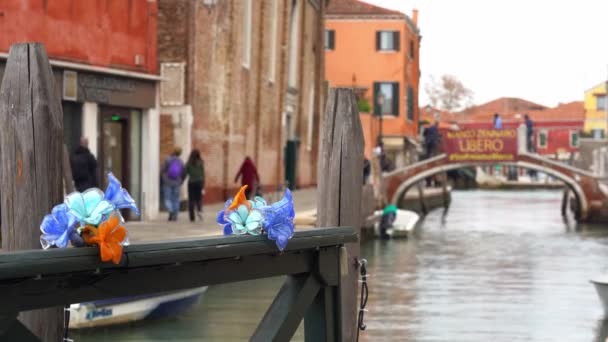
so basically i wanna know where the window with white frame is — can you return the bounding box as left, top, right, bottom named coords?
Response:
left=570, top=130, right=579, bottom=148
left=537, top=130, right=548, bottom=149
left=268, top=0, right=278, bottom=82
left=242, top=0, right=252, bottom=68
left=597, top=95, right=607, bottom=111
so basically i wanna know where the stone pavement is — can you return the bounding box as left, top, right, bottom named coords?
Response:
left=127, top=187, right=319, bottom=243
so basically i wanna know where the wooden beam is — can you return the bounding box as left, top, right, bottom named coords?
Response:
left=317, top=88, right=364, bottom=341
left=251, top=274, right=321, bottom=342
left=0, top=227, right=358, bottom=280
left=0, top=43, right=63, bottom=341
left=0, top=315, right=40, bottom=342
left=0, top=251, right=316, bottom=315
left=304, top=286, right=339, bottom=342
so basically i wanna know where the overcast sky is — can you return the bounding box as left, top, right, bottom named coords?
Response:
left=366, top=0, right=608, bottom=108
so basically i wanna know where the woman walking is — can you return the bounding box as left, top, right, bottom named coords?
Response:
left=184, top=149, right=205, bottom=222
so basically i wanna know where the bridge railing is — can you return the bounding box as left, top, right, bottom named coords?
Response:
left=0, top=227, right=357, bottom=341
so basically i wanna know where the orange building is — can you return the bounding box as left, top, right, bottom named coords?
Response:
left=325, top=0, right=421, bottom=160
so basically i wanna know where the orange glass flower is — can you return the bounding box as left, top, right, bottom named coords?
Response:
left=226, top=185, right=251, bottom=212
left=82, top=215, right=127, bottom=265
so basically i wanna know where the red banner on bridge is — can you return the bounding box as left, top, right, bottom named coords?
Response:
left=443, top=129, right=518, bottom=162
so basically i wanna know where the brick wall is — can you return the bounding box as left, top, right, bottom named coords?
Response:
left=158, top=0, right=324, bottom=203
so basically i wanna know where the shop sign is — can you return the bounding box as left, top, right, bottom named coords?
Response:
left=443, top=129, right=518, bottom=163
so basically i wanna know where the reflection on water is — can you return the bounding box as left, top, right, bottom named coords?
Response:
left=73, top=190, right=608, bottom=341
left=361, top=190, right=608, bottom=342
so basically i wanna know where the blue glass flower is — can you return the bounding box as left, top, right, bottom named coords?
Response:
left=226, top=205, right=264, bottom=235
left=39, top=203, right=78, bottom=249
left=104, top=173, right=140, bottom=216
left=249, top=196, right=267, bottom=209
left=258, top=190, right=295, bottom=251
left=217, top=198, right=233, bottom=235
left=65, top=188, right=115, bottom=226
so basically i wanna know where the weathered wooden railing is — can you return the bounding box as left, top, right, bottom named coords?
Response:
left=0, top=227, right=357, bottom=341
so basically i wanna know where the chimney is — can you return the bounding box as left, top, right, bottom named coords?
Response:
left=412, top=9, right=419, bottom=26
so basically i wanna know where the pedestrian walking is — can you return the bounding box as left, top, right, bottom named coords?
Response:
left=423, top=122, right=441, bottom=160
left=493, top=113, right=503, bottom=129
left=234, top=156, right=260, bottom=199
left=161, top=147, right=184, bottom=221
left=184, top=149, right=205, bottom=222
left=70, top=136, right=98, bottom=192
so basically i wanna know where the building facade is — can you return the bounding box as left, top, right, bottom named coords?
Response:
left=325, top=0, right=421, bottom=160
left=157, top=0, right=325, bottom=204
left=583, top=82, right=607, bottom=138
left=0, top=0, right=161, bottom=220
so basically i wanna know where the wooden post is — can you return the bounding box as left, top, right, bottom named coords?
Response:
left=561, top=188, right=570, bottom=218
left=441, top=171, right=450, bottom=209
left=63, top=144, right=75, bottom=194
left=416, top=181, right=428, bottom=215
left=317, top=88, right=364, bottom=341
left=0, top=43, right=64, bottom=341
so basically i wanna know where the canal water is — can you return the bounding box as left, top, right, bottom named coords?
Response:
left=73, top=189, right=608, bottom=341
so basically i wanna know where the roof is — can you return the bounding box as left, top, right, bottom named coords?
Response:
left=420, top=98, right=585, bottom=125
left=326, top=0, right=406, bottom=18
left=461, top=97, right=547, bottom=121
left=526, top=101, right=585, bottom=122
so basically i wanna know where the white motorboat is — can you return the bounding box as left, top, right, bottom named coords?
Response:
left=69, top=286, right=208, bottom=329
left=373, top=209, right=420, bottom=239
left=590, top=276, right=608, bottom=317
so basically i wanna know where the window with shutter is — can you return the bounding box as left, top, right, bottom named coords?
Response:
left=373, top=82, right=399, bottom=116
left=392, top=83, right=399, bottom=116
left=393, top=32, right=400, bottom=51
left=377, top=31, right=399, bottom=51
left=325, top=30, right=335, bottom=50
left=407, top=86, right=414, bottom=121
left=538, top=130, right=548, bottom=149
left=409, top=40, right=414, bottom=59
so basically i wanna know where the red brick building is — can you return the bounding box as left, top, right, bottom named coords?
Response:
left=0, top=0, right=162, bottom=219
left=157, top=0, right=326, bottom=203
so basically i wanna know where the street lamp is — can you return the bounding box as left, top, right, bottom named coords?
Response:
left=376, top=93, right=385, bottom=146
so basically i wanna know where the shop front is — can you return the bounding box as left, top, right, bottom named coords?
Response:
left=0, top=57, right=161, bottom=220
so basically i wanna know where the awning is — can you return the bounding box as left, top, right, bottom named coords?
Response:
left=381, top=136, right=420, bottom=150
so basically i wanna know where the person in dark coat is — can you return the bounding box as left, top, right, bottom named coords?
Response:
left=70, top=137, right=98, bottom=192
left=235, top=156, right=260, bottom=199
left=184, top=149, right=205, bottom=222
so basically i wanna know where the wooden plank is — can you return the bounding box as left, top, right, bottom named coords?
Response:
left=0, top=43, right=63, bottom=341
left=251, top=274, right=321, bottom=342
left=0, top=316, right=40, bottom=342
left=316, top=88, right=364, bottom=341
left=0, top=228, right=357, bottom=279
left=0, top=251, right=316, bottom=315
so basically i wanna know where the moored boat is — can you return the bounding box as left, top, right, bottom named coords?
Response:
left=590, top=276, right=608, bottom=317
left=69, top=286, right=208, bottom=329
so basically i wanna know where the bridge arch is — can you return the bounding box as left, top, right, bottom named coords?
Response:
left=386, top=154, right=588, bottom=220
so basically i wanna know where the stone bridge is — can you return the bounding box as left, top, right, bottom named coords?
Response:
left=384, top=127, right=608, bottom=223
